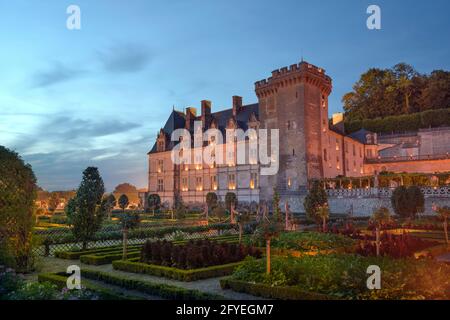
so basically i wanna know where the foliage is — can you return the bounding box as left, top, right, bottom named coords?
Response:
left=118, top=194, right=129, bottom=212
left=48, top=193, right=60, bottom=214
left=345, top=108, right=450, bottom=134
left=391, top=186, right=424, bottom=218
left=303, top=181, right=328, bottom=223
left=147, top=194, right=161, bottom=212
left=371, top=207, right=391, bottom=226
left=65, top=167, right=105, bottom=250
left=141, top=239, right=261, bottom=269
left=343, top=63, right=450, bottom=122
left=0, top=146, right=37, bottom=271
left=1, top=269, right=99, bottom=300
left=356, top=232, right=439, bottom=258
left=212, top=205, right=227, bottom=221
left=225, top=192, right=237, bottom=211
left=103, top=194, right=116, bottom=219
left=252, top=231, right=356, bottom=252
left=205, top=192, right=218, bottom=210
left=231, top=254, right=450, bottom=299
left=117, top=212, right=140, bottom=230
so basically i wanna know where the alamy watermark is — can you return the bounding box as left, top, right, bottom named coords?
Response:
left=170, top=121, right=279, bottom=175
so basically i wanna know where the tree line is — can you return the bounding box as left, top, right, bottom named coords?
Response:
left=343, top=63, right=450, bottom=122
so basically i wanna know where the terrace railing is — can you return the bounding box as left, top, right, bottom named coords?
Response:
left=326, top=186, right=450, bottom=198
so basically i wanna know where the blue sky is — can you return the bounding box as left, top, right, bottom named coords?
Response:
left=1, top=0, right=449, bottom=191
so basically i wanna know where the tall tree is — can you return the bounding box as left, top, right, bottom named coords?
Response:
left=0, top=146, right=37, bottom=271
left=66, top=167, right=105, bottom=250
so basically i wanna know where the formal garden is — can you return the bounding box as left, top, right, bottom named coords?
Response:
left=1, top=146, right=450, bottom=300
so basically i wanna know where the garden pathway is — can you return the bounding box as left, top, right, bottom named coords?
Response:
left=27, top=257, right=264, bottom=300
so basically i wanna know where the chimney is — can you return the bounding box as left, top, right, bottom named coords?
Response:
left=201, top=100, right=211, bottom=116
left=185, top=107, right=196, bottom=130
left=332, top=112, right=345, bottom=134
left=232, top=96, right=242, bottom=117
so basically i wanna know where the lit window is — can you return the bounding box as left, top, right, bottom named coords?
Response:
left=196, top=177, right=203, bottom=191
left=157, top=159, right=164, bottom=173
left=157, top=179, right=164, bottom=192
left=228, top=174, right=236, bottom=190
left=250, top=172, right=258, bottom=189
left=211, top=176, right=217, bottom=191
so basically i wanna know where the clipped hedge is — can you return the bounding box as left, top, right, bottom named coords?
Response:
left=81, top=269, right=224, bottom=300
left=39, top=222, right=235, bottom=246
left=220, top=278, right=331, bottom=300
left=345, top=108, right=450, bottom=134
left=37, top=273, right=133, bottom=300
left=56, top=234, right=245, bottom=261
left=80, top=251, right=141, bottom=265
left=113, top=259, right=242, bottom=281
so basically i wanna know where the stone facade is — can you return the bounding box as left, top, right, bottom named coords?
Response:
left=145, top=60, right=450, bottom=212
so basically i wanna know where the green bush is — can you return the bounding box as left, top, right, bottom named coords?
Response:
left=220, top=278, right=331, bottom=300
left=345, top=108, right=450, bottom=134
left=113, top=259, right=243, bottom=281
left=391, top=186, right=425, bottom=218
left=247, top=231, right=355, bottom=252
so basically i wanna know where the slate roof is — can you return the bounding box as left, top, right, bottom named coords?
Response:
left=348, top=128, right=376, bottom=145
left=148, top=103, right=259, bottom=154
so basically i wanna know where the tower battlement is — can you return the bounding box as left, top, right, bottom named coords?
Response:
left=255, top=61, right=332, bottom=98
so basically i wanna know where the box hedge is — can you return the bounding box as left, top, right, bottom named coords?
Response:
left=113, top=259, right=242, bottom=281
left=80, top=269, right=224, bottom=300
left=220, top=278, right=332, bottom=300
left=37, top=273, right=135, bottom=300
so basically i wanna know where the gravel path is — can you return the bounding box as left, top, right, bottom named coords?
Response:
left=26, top=257, right=264, bottom=300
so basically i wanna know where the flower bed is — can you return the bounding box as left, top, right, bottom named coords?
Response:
left=141, top=239, right=261, bottom=270
left=227, top=255, right=450, bottom=300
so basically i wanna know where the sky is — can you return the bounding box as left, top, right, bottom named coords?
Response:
left=1, top=0, right=449, bottom=192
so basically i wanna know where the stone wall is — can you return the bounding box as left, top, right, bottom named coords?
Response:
left=280, top=187, right=450, bottom=217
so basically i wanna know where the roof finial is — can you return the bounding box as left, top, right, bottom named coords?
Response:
left=301, top=48, right=304, bottom=63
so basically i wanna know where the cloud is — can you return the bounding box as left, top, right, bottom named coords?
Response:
left=98, top=43, right=153, bottom=73
left=31, top=62, right=85, bottom=88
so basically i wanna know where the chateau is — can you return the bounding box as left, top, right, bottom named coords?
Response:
left=145, top=60, right=450, bottom=212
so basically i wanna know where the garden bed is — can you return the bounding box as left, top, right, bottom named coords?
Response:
left=227, top=254, right=450, bottom=300
left=113, top=258, right=243, bottom=281
left=220, top=278, right=331, bottom=300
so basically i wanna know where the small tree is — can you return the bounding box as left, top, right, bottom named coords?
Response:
left=371, top=207, right=391, bottom=256
left=254, top=189, right=284, bottom=274
left=235, top=211, right=251, bottom=244
left=206, top=192, right=218, bottom=210
left=118, top=194, right=129, bottom=212
left=66, top=167, right=105, bottom=250
left=303, top=180, right=328, bottom=228
left=103, top=194, right=116, bottom=220
left=147, top=194, right=161, bottom=215
left=391, top=186, right=424, bottom=219
left=407, top=186, right=425, bottom=218
left=433, top=204, right=449, bottom=245
left=212, top=205, right=227, bottom=222
left=118, top=212, right=140, bottom=260
left=48, top=193, right=60, bottom=214
left=317, top=204, right=330, bottom=232
left=225, top=192, right=237, bottom=212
